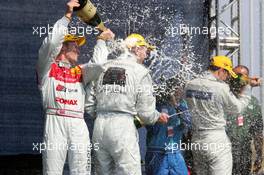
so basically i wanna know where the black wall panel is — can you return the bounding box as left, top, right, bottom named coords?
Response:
left=0, top=0, right=209, bottom=155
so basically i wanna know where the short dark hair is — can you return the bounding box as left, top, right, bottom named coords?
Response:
left=235, top=65, right=249, bottom=75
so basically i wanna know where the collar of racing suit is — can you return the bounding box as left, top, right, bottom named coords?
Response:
left=118, top=49, right=138, bottom=63
left=58, top=61, right=73, bottom=68
left=200, top=71, right=225, bottom=83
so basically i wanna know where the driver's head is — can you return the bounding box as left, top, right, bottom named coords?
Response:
left=233, top=65, right=250, bottom=86
left=124, top=33, right=155, bottom=64
left=230, top=65, right=250, bottom=96
left=57, top=34, right=86, bottom=64
left=233, top=65, right=249, bottom=77
left=208, top=56, right=237, bottom=81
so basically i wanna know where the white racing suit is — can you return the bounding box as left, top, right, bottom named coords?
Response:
left=184, top=71, right=250, bottom=175
left=37, top=16, right=108, bottom=175
left=85, top=52, right=160, bottom=175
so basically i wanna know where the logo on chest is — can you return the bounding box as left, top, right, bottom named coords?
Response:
left=56, top=84, right=78, bottom=93
left=49, top=63, right=82, bottom=83
left=55, top=97, right=78, bottom=105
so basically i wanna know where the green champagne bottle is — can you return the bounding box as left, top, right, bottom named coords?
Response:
left=134, top=116, right=144, bottom=129
left=73, top=0, right=107, bottom=31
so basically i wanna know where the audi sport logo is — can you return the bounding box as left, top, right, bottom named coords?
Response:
left=55, top=97, right=78, bottom=105
left=56, top=84, right=66, bottom=92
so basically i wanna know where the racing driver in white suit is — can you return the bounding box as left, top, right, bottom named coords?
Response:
left=184, top=56, right=261, bottom=175
left=36, top=0, right=115, bottom=174
left=85, top=34, right=169, bottom=175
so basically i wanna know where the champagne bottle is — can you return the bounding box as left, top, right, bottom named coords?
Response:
left=134, top=116, right=144, bottom=129
left=73, top=0, right=107, bottom=31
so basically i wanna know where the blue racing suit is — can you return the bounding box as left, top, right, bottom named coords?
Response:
left=145, top=100, right=191, bottom=175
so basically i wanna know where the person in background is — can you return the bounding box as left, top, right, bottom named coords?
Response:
left=226, top=65, right=263, bottom=175
left=145, top=78, right=191, bottom=175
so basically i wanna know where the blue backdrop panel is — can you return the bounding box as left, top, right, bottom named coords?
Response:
left=0, top=0, right=209, bottom=155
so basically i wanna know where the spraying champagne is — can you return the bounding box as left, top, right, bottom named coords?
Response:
left=73, top=0, right=107, bottom=31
